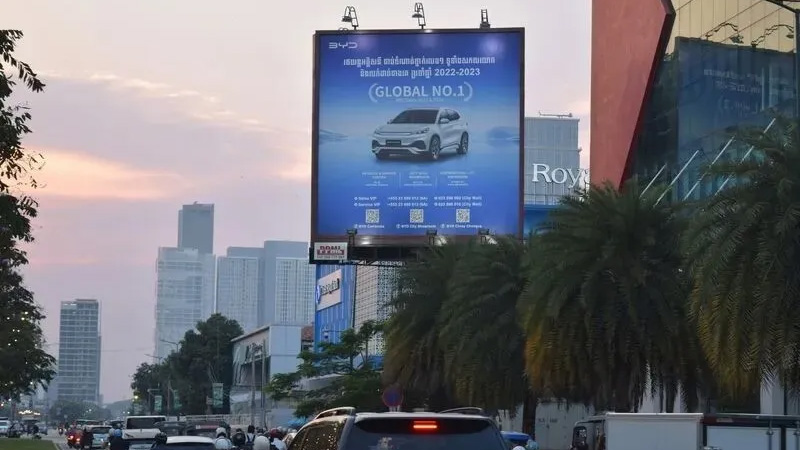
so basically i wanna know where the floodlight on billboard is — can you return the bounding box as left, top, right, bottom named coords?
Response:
left=311, top=28, right=525, bottom=252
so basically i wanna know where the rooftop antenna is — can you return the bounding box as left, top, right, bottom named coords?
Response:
left=412, top=3, right=426, bottom=29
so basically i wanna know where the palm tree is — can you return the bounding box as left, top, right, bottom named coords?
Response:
left=438, top=235, right=530, bottom=413
left=685, top=115, right=800, bottom=393
left=383, top=242, right=466, bottom=409
left=520, top=181, right=706, bottom=412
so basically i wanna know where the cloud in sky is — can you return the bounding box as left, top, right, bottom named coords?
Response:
left=5, top=0, right=590, bottom=402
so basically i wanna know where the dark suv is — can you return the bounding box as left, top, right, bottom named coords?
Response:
left=287, top=407, right=508, bottom=450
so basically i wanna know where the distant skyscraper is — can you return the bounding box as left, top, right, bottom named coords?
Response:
left=274, top=257, right=316, bottom=325
left=225, top=241, right=310, bottom=327
left=178, top=203, right=214, bottom=254
left=153, top=247, right=216, bottom=359
left=57, top=299, right=101, bottom=404
left=524, top=115, right=583, bottom=205
left=216, top=255, right=260, bottom=332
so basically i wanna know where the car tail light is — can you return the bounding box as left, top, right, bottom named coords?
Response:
left=412, top=421, right=438, bottom=432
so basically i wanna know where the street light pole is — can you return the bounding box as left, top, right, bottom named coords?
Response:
left=766, top=0, right=800, bottom=119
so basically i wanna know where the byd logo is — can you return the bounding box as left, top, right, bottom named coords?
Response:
left=531, top=163, right=589, bottom=188
left=328, top=42, right=358, bottom=49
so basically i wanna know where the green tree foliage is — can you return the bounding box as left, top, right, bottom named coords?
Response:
left=0, top=30, right=55, bottom=399
left=686, top=115, right=800, bottom=392
left=520, top=181, right=708, bottom=412
left=265, top=321, right=385, bottom=418
left=438, top=236, right=530, bottom=413
left=130, top=314, right=242, bottom=415
left=383, top=244, right=464, bottom=410
left=131, top=361, right=173, bottom=414
left=169, top=314, right=242, bottom=414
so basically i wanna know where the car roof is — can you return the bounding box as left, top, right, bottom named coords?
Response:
left=353, top=412, right=491, bottom=422
left=168, top=436, right=215, bottom=444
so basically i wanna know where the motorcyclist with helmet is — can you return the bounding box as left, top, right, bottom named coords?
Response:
left=268, top=428, right=287, bottom=450
left=214, top=427, right=233, bottom=450
left=107, top=428, right=125, bottom=450
left=151, top=432, right=169, bottom=450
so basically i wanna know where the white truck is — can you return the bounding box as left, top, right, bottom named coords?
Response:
left=570, top=412, right=800, bottom=450
left=123, top=415, right=167, bottom=439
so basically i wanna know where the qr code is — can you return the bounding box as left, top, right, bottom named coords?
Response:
left=409, top=209, right=424, bottom=224
left=456, top=209, right=471, bottom=223
left=365, top=209, right=380, bottom=224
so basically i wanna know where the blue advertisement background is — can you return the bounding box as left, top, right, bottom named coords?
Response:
left=677, top=37, right=795, bottom=150
left=315, top=30, right=523, bottom=238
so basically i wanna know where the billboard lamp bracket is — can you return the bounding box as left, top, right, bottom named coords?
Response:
left=341, top=6, right=359, bottom=30
left=412, top=3, right=426, bottom=29
left=480, top=9, right=490, bottom=29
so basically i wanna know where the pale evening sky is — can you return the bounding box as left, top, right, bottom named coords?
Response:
left=2, top=0, right=590, bottom=402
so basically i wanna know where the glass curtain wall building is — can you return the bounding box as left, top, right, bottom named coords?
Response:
left=635, top=1, right=797, bottom=201
left=592, top=0, right=799, bottom=414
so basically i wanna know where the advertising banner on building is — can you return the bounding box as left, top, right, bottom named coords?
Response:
left=676, top=37, right=794, bottom=148
left=316, top=269, right=343, bottom=311
left=211, top=383, right=223, bottom=408
left=312, top=29, right=524, bottom=246
left=313, top=242, right=348, bottom=261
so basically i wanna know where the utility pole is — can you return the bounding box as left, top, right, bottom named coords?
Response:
left=250, top=343, right=257, bottom=427
left=261, top=338, right=267, bottom=428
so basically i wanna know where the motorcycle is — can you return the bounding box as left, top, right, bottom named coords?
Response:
left=59, top=427, right=64, bottom=436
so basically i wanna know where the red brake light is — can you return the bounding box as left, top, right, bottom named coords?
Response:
left=412, top=421, right=438, bottom=431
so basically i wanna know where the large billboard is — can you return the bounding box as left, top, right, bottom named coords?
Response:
left=676, top=37, right=795, bottom=149
left=312, top=29, right=525, bottom=249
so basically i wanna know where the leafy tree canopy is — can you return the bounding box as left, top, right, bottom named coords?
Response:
left=265, top=321, right=385, bottom=418
left=0, top=29, right=55, bottom=399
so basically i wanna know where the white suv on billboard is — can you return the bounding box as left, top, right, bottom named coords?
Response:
left=371, top=107, right=469, bottom=160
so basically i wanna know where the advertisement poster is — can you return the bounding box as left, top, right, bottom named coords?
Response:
left=314, top=29, right=523, bottom=239
left=677, top=37, right=795, bottom=148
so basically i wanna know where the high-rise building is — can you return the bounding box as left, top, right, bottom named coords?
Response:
left=153, top=247, right=216, bottom=359
left=273, top=257, right=316, bottom=325
left=353, top=264, right=401, bottom=355
left=216, top=255, right=260, bottom=332
left=57, top=299, right=101, bottom=404
left=524, top=115, right=584, bottom=205
left=178, top=203, right=214, bottom=254
left=219, top=241, right=310, bottom=328
left=261, top=241, right=308, bottom=326
left=592, top=0, right=798, bottom=415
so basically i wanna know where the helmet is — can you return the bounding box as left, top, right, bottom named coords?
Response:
left=214, top=438, right=233, bottom=450
left=253, top=435, right=271, bottom=450
left=155, top=432, right=168, bottom=445
left=215, top=427, right=227, bottom=438
left=268, top=428, right=279, bottom=438
left=112, top=429, right=122, bottom=437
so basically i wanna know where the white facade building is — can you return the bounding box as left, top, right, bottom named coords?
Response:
left=216, top=256, right=260, bottom=332
left=230, top=325, right=304, bottom=427
left=354, top=263, right=401, bottom=355
left=273, top=257, right=316, bottom=325
left=154, top=247, right=216, bottom=359
left=524, top=115, right=585, bottom=205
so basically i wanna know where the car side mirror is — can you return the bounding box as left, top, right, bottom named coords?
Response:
left=439, top=118, right=450, bottom=124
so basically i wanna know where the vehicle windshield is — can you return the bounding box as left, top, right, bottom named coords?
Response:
left=348, top=418, right=506, bottom=450
left=390, top=110, right=439, bottom=124
left=127, top=417, right=166, bottom=429
left=189, top=429, right=218, bottom=439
